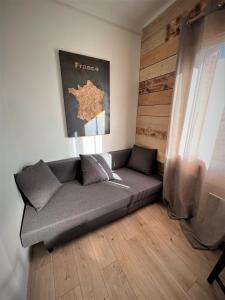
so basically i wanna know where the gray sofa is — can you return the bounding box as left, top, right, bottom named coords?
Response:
left=18, top=149, right=162, bottom=250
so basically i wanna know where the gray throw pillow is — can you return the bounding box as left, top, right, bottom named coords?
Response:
left=127, top=145, right=157, bottom=175
left=80, top=153, right=114, bottom=185
left=16, top=160, right=62, bottom=211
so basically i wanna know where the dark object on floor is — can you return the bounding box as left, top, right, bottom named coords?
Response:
left=208, top=249, right=225, bottom=294
left=16, top=148, right=162, bottom=250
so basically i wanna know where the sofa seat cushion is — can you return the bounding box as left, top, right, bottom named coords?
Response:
left=112, top=168, right=163, bottom=201
left=21, top=179, right=133, bottom=247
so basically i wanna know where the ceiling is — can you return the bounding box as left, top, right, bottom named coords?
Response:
left=58, top=0, right=175, bottom=34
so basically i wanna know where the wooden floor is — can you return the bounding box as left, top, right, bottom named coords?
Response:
left=27, top=203, right=225, bottom=300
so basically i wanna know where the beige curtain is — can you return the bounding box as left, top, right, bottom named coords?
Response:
left=164, top=1, right=225, bottom=249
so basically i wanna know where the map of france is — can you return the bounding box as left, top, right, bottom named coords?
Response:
left=68, top=80, right=105, bottom=122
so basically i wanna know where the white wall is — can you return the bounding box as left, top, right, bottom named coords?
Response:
left=0, top=0, right=140, bottom=299
left=0, top=2, right=29, bottom=299
left=3, top=0, right=140, bottom=165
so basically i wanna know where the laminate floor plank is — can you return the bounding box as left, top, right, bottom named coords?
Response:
left=52, top=242, right=79, bottom=299
left=103, top=260, right=137, bottom=300
left=126, top=236, right=190, bottom=300
left=31, top=243, right=52, bottom=272
left=188, top=279, right=225, bottom=300
left=30, top=263, right=55, bottom=300
left=58, top=286, right=83, bottom=300
left=139, top=206, right=222, bottom=281
left=89, top=229, right=116, bottom=269
left=29, top=203, right=223, bottom=300
left=129, top=214, right=197, bottom=292
left=72, top=235, right=110, bottom=300
left=103, top=225, right=166, bottom=300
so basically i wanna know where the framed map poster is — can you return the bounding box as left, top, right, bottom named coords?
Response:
left=59, top=50, right=110, bottom=137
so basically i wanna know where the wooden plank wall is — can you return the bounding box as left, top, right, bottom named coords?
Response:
left=136, top=0, right=202, bottom=174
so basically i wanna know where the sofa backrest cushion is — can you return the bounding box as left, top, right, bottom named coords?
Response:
left=110, top=149, right=131, bottom=170
left=15, top=149, right=132, bottom=191
left=127, top=145, right=157, bottom=175
left=47, top=158, right=80, bottom=183
left=47, top=149, right=131, bottom=182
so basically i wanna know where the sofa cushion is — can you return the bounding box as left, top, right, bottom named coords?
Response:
left=127, top=145, right=157, bottom=175
left=16, top=160, right=62, bottom=211
left=80, top=154, right=114, bottom=185
left=112, top=167, right=162, bottom=201
left=41, top=149, right=131, bottom=184
left=47, top=158, right=79, bottom=183
left=110, top=149, right=131, bottom=170
left=21, top=179, right=133, bottom=247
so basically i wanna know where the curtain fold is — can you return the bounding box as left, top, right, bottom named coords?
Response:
left=164, top=1, right=225, bottom=249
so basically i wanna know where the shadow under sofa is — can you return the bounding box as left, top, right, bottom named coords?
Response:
left=18, top=149, right=163, bottom=250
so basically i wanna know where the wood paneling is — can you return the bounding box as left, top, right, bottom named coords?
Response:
left=139, top=72, right=175, bottom=94
left=136, top=0, right=204, bottom=171
left=140, top=55, right=177, bottom=82
left=136, top=115, right=169, bottom=158
left=138, top=89, right=173, bottom=106
left=141, top=27, right=166, bottom=55
left=137, top=105, right=171, bottom=117
left=140, top=36, right=179, bottom=69
left=136, top=127, right=167, bottom=140
left=136, top=115, right=169, bottom=129
left=142, top=0, right=199, bottom=41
